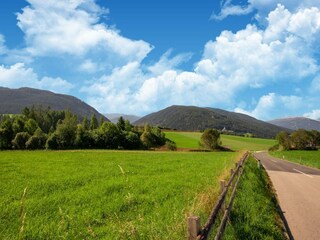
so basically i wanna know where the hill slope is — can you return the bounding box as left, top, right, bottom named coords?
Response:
left=105, top=113, right=140, bottom=123
left=0, top=87, right=108, bottom=120
left=134, top=105, right=288, bottom=138
left=268, top=117, right=320, bottom=131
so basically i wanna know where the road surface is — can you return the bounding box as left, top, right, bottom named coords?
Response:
left=254, top=151, right=320, bottom=240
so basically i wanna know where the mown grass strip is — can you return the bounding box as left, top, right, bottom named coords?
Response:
left=270, top=150, right=320, bottom=169
left=223, top=156, right=286, bottom=240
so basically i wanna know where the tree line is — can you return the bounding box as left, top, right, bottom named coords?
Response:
left=0, top=106, right=169, bottom=150
left=274, top=129, right=320, bottom=151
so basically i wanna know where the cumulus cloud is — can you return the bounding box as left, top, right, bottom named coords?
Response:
left=213, top=0, right=320, bottom=21
left=303, top=109, right=320, bottom=120
left=0, top=63, right=73, bottom=93
left=17, top=0, right=152, bottom=64
left=235, top=93, right=304, bottom=120
left=84, top=5, right=320, bottom=115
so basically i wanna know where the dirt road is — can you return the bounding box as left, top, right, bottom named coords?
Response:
left=254, top=151, right=320, bottom=240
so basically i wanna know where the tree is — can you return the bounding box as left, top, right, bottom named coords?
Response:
left=75, top=124, right=93, bottom=148
left=26, top=128, right=47, bottom=150
left=49, top=111, right=77, bottom=149
left=90, top=114, right=98, bottom=130
left=12, top=132, right=30, bottom=149
left=82, top=116, right=90, bottom=130
left=308, top=130, right=320, bottom=149
left=24, top=118, right=38, bottom=135
left=117, top=116, right=125, bottom=131
left=123, top=131, right=141, bottom=149
left=291, top=129, right=310, bottom=150
left=200, top=128, right=221, bottom=150
left=12, top=116, right=25, bottom=135
left=0, top=118, right=13, bottom=149
left=276, top=131, right=291, bottom=150
left=99, top=122, right=121, bottom=148
left=124, top=120, right=133, bottom=131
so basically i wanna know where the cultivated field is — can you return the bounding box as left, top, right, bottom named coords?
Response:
left=0, top=150, right=239, bottom=239
left=270, top=150, right=320, bottom=169
left=164, top=131, right=276, bottom=151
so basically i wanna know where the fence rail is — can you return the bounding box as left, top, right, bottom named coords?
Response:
left=187, top=151, right=249, bottom=240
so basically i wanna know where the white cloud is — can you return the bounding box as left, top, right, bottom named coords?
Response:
left=17, top=0, right=152, bottom=64
left=148, top=50, right=192, bottom=75
left=303, top=109, right=320, bottom=120
left=84, top=5, right=320, bottom=116
left=214, top=0, right=320, bottom=21
left=211, top=0, right=254, bottom=20
left=0, top=34, right=7, bottom=55
left=235, top=93, right=304, bottom=120
left=79, top=59, right=98, bottom=73
left=310, top=75, right=320, bottom=92
left=0, top=63, right=73, bottom=93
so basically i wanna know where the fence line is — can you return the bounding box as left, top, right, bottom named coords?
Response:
left=187, top=151, right=249, bottom=240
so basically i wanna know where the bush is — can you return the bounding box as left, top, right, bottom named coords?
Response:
left=200, top=128, right=221, bottom=151
left=12, top=132, right=30, bottom=149
left=165, top=140, right=177, bottom=151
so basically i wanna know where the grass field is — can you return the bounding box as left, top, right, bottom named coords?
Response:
left=0, top=150, right=239, bottom=239
left=270, top=150, right=320, bottom=169
left=224, top=156, right=285, bottom=239
left=164, top=131, right=276, bottom=151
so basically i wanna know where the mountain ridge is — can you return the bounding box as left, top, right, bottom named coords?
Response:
left=134, top=105, right=289, bottom=138
left=268, top=117, right=320, bottom=131
left=0, top=87, right=108, bottom=120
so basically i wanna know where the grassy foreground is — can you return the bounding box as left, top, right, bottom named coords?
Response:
left=0, top=150, right=238, bottom=239
left=164, top=131, right=276, bottom=151
left=270, top=150, right=320, bottom=169
left=224, top=156, right=285, bottom=240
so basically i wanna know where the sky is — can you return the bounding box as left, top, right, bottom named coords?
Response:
left=0, top=0, right=320, bottom=121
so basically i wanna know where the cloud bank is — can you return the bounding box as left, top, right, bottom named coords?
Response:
left=0, top=0, right=320, bottom=120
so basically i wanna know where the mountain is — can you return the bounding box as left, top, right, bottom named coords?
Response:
left=0, top=87, right=108, bottom=120
left=134, top=105, right=289, bottom=138
left=105, top=113, right=140, bottom=124
left=268, top=117, right=320, bottom=131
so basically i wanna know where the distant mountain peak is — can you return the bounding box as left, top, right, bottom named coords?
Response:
left=268, top=117, right=320, bottom=131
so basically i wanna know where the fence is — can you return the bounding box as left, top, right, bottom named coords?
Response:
left=187, top=151, right=249, bottom=240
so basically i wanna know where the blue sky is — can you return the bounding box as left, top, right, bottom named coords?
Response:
left=0, top=0, right=320, bottom=120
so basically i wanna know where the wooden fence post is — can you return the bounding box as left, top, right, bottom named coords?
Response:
left=257, top=160, right=261, bottom=168
left=220, top=180, right=226, bottom=212
left=187, top=216, right=200, bottom=240
left=230, top=169, right=234, bottom=187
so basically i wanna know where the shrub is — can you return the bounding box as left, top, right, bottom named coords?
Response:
left=12, top=132, right=30, bottom=149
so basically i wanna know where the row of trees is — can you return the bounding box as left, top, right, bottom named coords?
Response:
left=0, top=107, right=167, bottom=150
left=275, top=129, right=320, bottom=150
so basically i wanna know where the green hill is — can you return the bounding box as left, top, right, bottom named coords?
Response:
left=0, top=87, right=108, bottom=120
left=135, top=105, right=288, bottom=138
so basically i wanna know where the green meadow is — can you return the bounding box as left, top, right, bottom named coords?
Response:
left=270, top=150, right=320, bottom=169
left=164, top=131, right=276, bottom=151
left=0, top=150, right=239, bottom=239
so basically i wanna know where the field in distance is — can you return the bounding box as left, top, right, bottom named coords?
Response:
left=270, top=150, right=320, bottom=169
left=0, top=150, right=239, bottom=239
left=164, top=131, right=277, bottom=151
